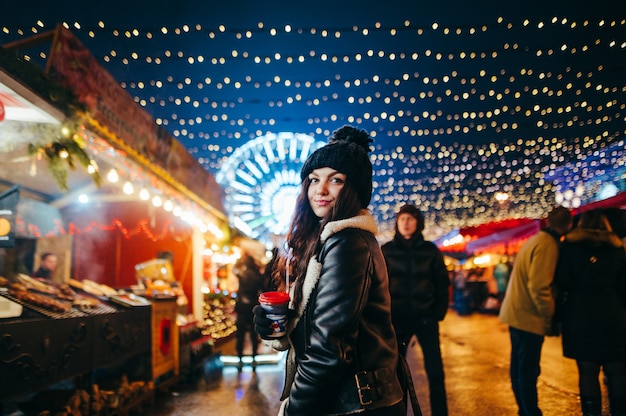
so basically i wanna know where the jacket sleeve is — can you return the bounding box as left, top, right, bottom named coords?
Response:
left=553, top=244, right=573, bottom=293
left=528, top=236, right=558, bottom=322
left=431, top=244, right=451, bottom=321
left=286, top=231, right=371, bottom=415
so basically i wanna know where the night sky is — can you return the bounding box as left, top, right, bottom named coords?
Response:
left=2, top=0, right=625, bottom=243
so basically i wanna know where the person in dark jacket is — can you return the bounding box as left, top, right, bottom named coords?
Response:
left=382, top=204, right=451, bottom=416
left=233, top=253, right=264, bottom=369
left=253, top=126, right=406, bottom=416
left=554, top=209, right=626, bottom=416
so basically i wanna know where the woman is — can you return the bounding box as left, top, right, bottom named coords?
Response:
left=254, top=126, right=405, bottom=415
left=554, top=209, right=626, bottom=416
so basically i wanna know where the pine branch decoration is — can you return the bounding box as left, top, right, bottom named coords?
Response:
left=27, top=125, right=101, bottom=192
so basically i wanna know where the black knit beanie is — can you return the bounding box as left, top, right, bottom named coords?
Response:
left=300, top=125, right=373, bottom=208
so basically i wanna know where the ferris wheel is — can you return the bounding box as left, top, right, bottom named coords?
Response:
left=216, top=132, right=324, bottom=242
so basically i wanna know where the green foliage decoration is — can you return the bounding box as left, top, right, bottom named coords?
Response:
left=27, top=126, right=102, bottom=192
left=2, top=47, right=99, bottom=192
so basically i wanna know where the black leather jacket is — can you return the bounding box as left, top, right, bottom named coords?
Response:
left=280, top=213, right=404, bottom=415
left=382, top=233, right=450, bottom=333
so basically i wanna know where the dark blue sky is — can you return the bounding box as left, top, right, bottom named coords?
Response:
left=2, top=0, right=625, bottom=241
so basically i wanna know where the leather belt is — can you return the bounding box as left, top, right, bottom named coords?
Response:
left=354, top=367, right=392, bottom=407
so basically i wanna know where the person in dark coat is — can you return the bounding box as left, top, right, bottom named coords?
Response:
left=233, top=253, right=264, bottom=369
left=382, top=204, right=451, bottom=416
left=554, top=209, right=626, bottom=416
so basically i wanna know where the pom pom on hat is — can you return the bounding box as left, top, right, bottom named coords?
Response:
left=300, top=126, right=373, bottom=208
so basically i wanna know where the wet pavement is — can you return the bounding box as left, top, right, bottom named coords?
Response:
left=145, top=309, right=610, bottom=416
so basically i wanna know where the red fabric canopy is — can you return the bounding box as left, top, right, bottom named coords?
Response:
left=458, top=218, right=536, bottom=239
left=438, top=191, right=626, bottom=257
left=465, top=220, right=540, bottom=253
left=574, top=190, right=626, bottom=213
left=438, top=218, right=538, bottom=255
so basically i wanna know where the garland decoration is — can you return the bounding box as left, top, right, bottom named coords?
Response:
left=27, top=120, right=102, bottom=192
left=1, top=47, right=99, bottom=192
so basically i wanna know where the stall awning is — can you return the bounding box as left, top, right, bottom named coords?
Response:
left=438, top=192, right=626, bottom=258
left=437, top=218, right=540, bottom=257
left=575, top=190, right=626, bottom=213
left=465, top=220, right=540, bottom=254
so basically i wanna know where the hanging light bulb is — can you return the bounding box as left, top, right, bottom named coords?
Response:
left=87, top=160, right=98, bottom=175
left=123, top=181, right=134, bottom=195
left=107, top=169, right=119, bottom=183
left=139, top=188, right=150, bottom=200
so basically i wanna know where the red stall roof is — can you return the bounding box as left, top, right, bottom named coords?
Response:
left=437, top=217, right=539, bottom=256
left=575, top=191, right=626, bottom=213
left=438, top=191, right=626, bottom=258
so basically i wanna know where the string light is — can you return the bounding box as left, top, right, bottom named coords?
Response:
left=106, top=168, right=119, bottom=183
left=138, top=187, right=150, bottom=201
left=2, top=12, right=623, bottom=242
left=122, top=181, right=134, bottom=194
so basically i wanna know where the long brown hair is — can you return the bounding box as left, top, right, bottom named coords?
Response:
left=273, top=175, right=362, bottom=306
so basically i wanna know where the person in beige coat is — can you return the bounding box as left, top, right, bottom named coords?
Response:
left=499, top=206, right=572, bottom=416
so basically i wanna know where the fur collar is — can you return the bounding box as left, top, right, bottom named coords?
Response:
left=296, top=209, right=377, bottom=323
left=320, top=209, right=378, bottom=242
left=268, top=210, right=378, bottom=346
left=565, top=227, right=624, bottom=248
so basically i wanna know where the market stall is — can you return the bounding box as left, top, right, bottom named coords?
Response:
left=0, top=27, right=235, bottom=411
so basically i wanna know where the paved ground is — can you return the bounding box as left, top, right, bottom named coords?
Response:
left=145, top=309, right=611, bottom=416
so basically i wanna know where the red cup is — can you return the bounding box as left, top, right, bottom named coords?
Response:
left=258, top=291, right=290, bottom=337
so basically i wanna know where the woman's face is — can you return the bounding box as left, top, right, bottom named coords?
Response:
left=307, top=167, right=346, bottom=218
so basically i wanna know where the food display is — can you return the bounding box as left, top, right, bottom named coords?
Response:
left=16, top=274, right=60, bottom=295
left=72, top=297, right=101, bottom=309
left=6, top=284, right=72, bottom=312
left=0, top=275, right=118, bottom=316
left=1, top=275, right=72, bottom=313
left=202, top=291, right=236, bottom=342
left=134, top=259, right=179, bottom=298
left=69, top=278, right=118, bottom=297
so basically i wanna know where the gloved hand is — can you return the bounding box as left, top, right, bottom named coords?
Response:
left=253, top=304, right=274, bottom=339
left=253, top=305, right=296, bottom=340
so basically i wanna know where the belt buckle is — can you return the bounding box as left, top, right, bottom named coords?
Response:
left=355, top=372, right=373, bottom=406
left=357, top=385, right=373, bottom=406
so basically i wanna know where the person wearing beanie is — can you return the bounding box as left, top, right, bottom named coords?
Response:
left=253, top=125, right=407, bottom=415
left=382, top=204, right=451, bottom=416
